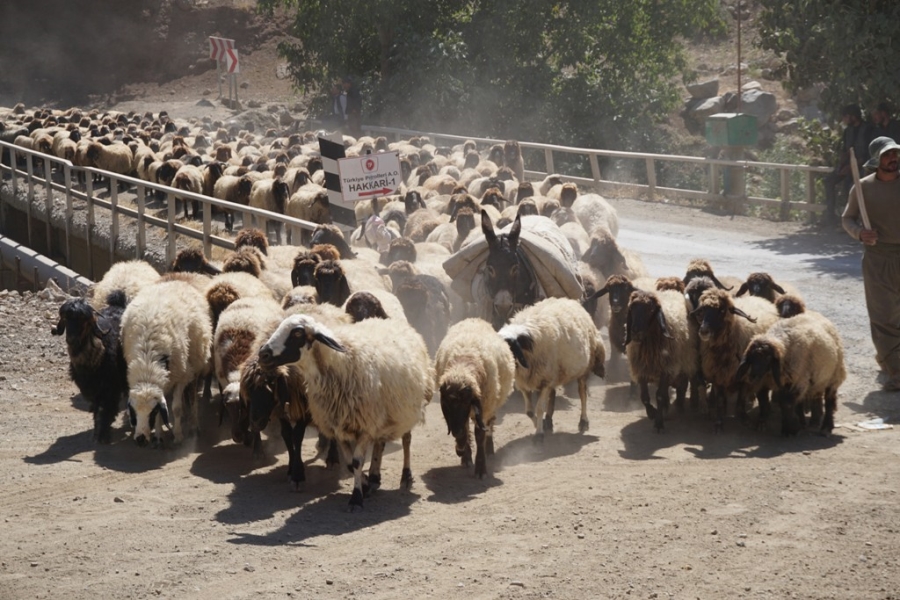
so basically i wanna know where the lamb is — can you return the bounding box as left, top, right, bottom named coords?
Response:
left=624, top=289, right=699, bottom=431
left=90, top=260, right=160, bottom=310
left=692, top=288, right=779, bottom=431
left=735, top=312, right=846, bottom=435
left=435, top=318, right=516, bottom=478
left=121, top=280, right=213, bottom=446
left=258, top=313, right=435, bottom=510
left=51, top=290, right=129, bottom=444
left=498, top=297, right=606, bottom=440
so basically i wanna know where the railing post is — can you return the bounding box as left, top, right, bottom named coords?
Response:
left=645, top=158, right=657, bottom=201
left=85, top=173, right=95, bottom=280
left=25, top=154, right=33, bottom=248
left=779, top=167, right=791, bottom=221
left=203, top=197, right=212, bottom=258
left=136, top=185, right=146, bottom=259
left=167, top=191, right=176, bottom=267
left=43, top=157, right=53, bottom=255
left=109, top=180, right=119, bottom=264
left=710, top=163, right=720, bottom=196
left=544, top=148, right=554, bottom=174
left=589, top=154, right=601, bottom=184
left=10, top=147, right=18, bottom=198
left=63, top=165, right=73, bottom=267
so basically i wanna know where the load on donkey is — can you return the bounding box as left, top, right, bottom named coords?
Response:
left=443, top=210, right=584, bottom=329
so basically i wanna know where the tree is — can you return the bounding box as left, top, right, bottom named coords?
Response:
left=757, top=0, right=900, bottom=119
left=260, top=0, right=725, bottom=153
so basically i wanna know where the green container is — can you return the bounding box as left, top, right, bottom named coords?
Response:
left=705, top=113, right=758, bottom=146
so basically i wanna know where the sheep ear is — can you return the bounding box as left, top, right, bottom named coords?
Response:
left=730, top=306, right=758, bottom=323
left=314, top=331, right=346, bottom=353
left=508, top=215, right=522, bottom=251
left=51, top=316, right=66, bottom=336
left=591, top=286, right=609, bottom=299
left=418, top=195, right=427, bottom=209
left=93, top=316, right=111, bottom=337
left=202, top=262, right=221, bottom=276
left=507, top=339, right=529, bottom=369
left=656, top=308, right=672, bottom=339
left=480, top=209, right=497, bottom=247
left=735, top=283, right=749, bottom=297
left=772, top=282, right=785, bottom=295
left=472, top=397, right=486, bottom=432
left=159, top=401, right=172, bottom=431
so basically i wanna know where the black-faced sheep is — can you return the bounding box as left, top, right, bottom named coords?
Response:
left=499, top=297, right=606, bottom=440
left=285, top=182, right=332, bottom=246
left=735, top=312, right=846, bottom=435
left=212, top=174, right=254, bottom=232
left=258, top=314, right=434, bottom=510
left=692, top=288, right=779, bottom=430
left=51, top=290, right=129, bottom=444
left=624, top=289, right=699, bottom=431
left=735, top=272, right=803, bottom=305
left=314, top=259, right=352, bottom=307
left=384, top=260, right=450, bottom=356
left=436, top=318, right=516, bottom=478
left=170, top=247, right=221, bottom=276
left=249, top=178, right=292, bottom=243
left=121, top=280, right=213, bottom=446
left=683, top=258, right=740, bottom=292
left=774, top=294, right=806, bottom=318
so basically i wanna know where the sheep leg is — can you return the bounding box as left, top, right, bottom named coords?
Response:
left=821, top=389, right=837, bottom=435
left=316, top=433, right=340, bottom=468
left=809, top=397, right=824, bottom=430
left=531, top=387, right=551, bottom=443
left=688, top=375, right=706, bottom=413
left=735, top=388, right=749, bottom=424
left=486, top=417, right=496, bottom=456
left=474, top=422, right=488, bottom=479
left=454, top=421, right=473, bottom=467
left=274, top=221, right=284, bottom=246
left=367, top=441, right=386, bottom=494
left=281, top=418, right=308, bottom=490
left=654, top=374, right=671, bottom=432
left=711, top=386, right=726, bottom=433
left=542, top=388, right=556, bottom=434
left=348, top=440, right=370, bottom=511
left=522, top=389, right=534, bottom=420
left=776, top=389, right=801, bottom=436
left=171, top=383, right=186, bottom=444
left=577, top=376, right=590, bottom=433
left=673, top=374, right=689, bottom=415
left=639, top=379, right=657, bottom=420
left=400, top=431, right=414, bottom=489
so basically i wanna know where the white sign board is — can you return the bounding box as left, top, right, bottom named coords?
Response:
left=337, top=151, right=402, bottom=203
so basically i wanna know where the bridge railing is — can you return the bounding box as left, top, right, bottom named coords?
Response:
left=364, top=126, right=832, bottom=220
left=0, top=140, right=317, bottom=279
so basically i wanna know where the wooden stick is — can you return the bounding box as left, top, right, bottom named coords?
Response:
left=850, top=148, right=871, bottom=230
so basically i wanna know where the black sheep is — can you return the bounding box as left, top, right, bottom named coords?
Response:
left=51, top=290, right=129, bottom=444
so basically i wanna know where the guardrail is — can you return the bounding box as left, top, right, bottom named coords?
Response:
left=0, top=140, right=318, bottom=279
left=365, top=126, right=833, bottom=220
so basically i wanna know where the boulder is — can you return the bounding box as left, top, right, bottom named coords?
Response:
left=741, top=80, right=762, bottom=91
left=691, top=96, right=726, bottom=120
left=686, top=78, right=719, bottom=99
left=737, top=89, right=778, bottom=125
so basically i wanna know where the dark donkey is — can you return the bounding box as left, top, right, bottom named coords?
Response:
left=481, top=210, right=538, bottom=330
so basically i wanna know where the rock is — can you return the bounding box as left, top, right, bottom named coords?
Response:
left=239, top=81, right=249, bottom=89
left=267, top=104, right=281, bottom=114
left=279, top=111, right=294, bottom=127
left=691, top=96, right=726, bottom=120
left=686, top=78, right=719, bottom=99
left=196, top=99, right=215, bottom=108
left=738, top=89, right=778, bottom=125
left=776, top=119, right=799, bottom=134
left=776, top=108, right=798, bottom=121
left=741, top=80, right=762, bottom=92
left=721, top=62, right=749, bottom=76
left=247, top=100, right=262, bottom=109
left=202, top=89, right=212, bottom=96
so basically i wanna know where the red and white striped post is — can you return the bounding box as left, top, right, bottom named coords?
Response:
left=208, top=36, right=235, bottom=100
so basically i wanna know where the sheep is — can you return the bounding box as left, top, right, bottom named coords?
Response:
left=775, top=293, right=806, bottom=318
left=571, top=193, right=619, bottom=238
left=205, top=271, right=276, bottom=327
left=425, top=206, right=477, bottom=252
left=503, top=140, right=525, bottom=182
left=435, top=318, right=516, bottom=478
left=692, top=288, right=779, bottom=431
left=90, top=260, right=160, bottom=310
left=498, top=297, right=606, bottom=440
left=683, top=258, right=741, bottom=292
left=735, top=312, right=846, bottom=435
left=234, top=227, right=270, bottom=256
left=249, top=177, right=292, bottom=243
left=384, top=260, right=450, bottom=355
left=282, top=285, right=319, bottom=309
left=51, top=290, right=129, bottom=444
left=309, top=223, right=358, bottom=259
left=212, top=174, right=254, bottom=232
left=343, top=289, right=407, bottom=322
left=582, top=227, right=648, bottom=280
left=285, top=182, right=332, bottom=245
left=624, top=289, right=699, bottom=431
left=735, top=272, right=803, bottom=304
left=84, top=141, right=133, bottom=190
left=258, top=313, right=435, bottom=510
left=238, top=354, right=326, bottom=488
left=172, top=163, right=204, bottom=220
left=121, top=280, right=213, bottom=446
left=655, top=276, right=686, bottom=294
left=170, top=247, right=221, bottom=276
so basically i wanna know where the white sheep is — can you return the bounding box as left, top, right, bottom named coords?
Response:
left=571, top=192, right=619, bottom=238
left=258, top=313, right=434, bottom=510
left=90, top=260, right=160, bottom=310
left=435, top=318, right=515, bottom=478
left=736, top=312, right=846, bottom=435
left=498, top=297, right=606, bottom=440
left=121, top=280, right=213, bottom=446
left=249, top=177, right=292, bottom=243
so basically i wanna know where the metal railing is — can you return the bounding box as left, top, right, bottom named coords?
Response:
left=0, top=140, right=318, bottom=279
left=365, top=126, right=833, bottom=219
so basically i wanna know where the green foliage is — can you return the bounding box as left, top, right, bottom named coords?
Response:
left=258, top=0, right=725, bottom=151
left=757, top=0, right=900, bottom=118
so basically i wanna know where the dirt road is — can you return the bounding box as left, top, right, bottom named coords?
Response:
left=1, top=198, right=898, bottom=600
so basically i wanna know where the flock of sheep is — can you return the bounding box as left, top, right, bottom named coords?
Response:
left=1, top=104, right=847, bottom=510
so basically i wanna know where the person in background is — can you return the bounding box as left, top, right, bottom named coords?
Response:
left=825, top=104, right=871, bottom=225
left=320, top=81, right=346, bottom=131
left=871, top=102, right=900, bottom=146
left=841, top=136, right=900, bottom=391
left=343, top=76, right=362, bottom=138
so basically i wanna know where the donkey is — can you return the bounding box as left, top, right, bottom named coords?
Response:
left=481, top=210, right=538, bottom=330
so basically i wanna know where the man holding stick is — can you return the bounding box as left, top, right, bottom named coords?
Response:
left=842, top=136, right=900, bottom=390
